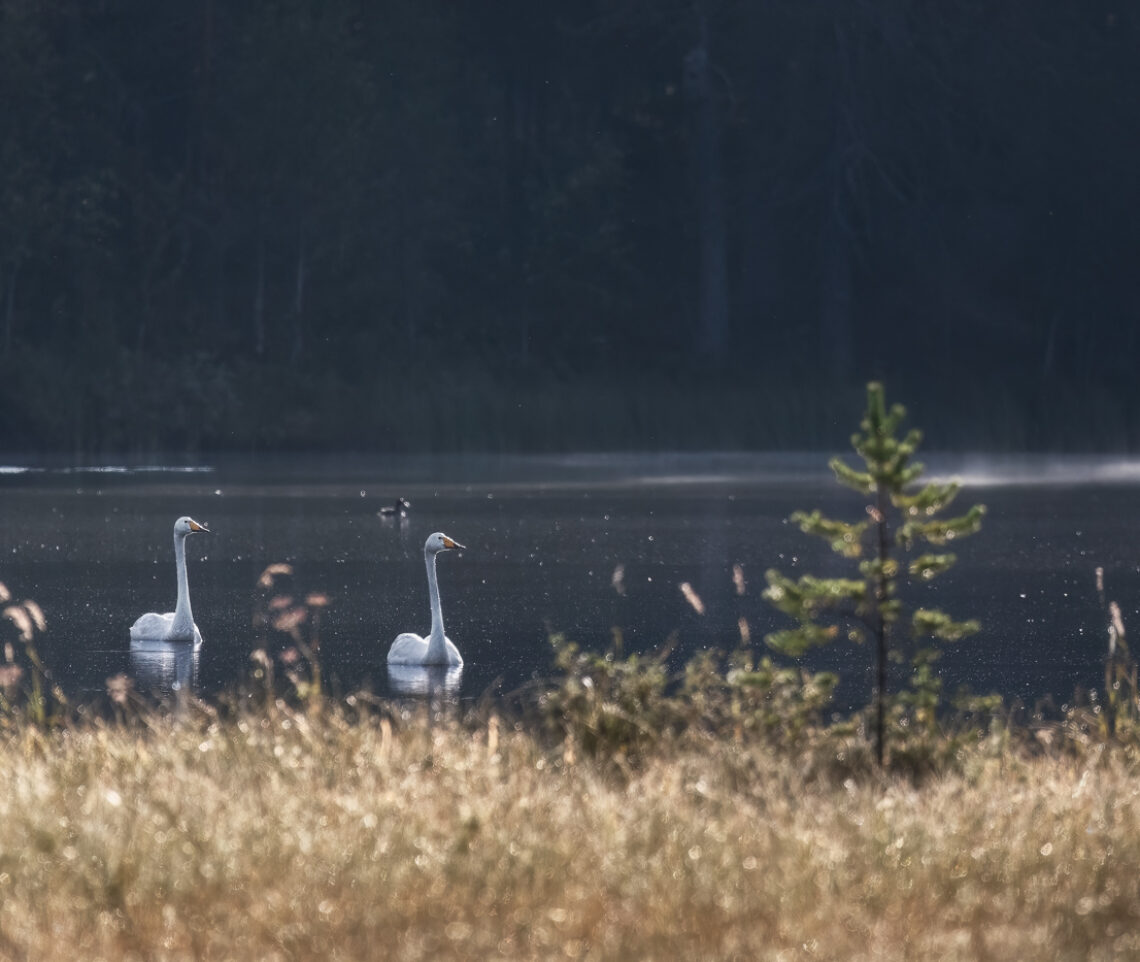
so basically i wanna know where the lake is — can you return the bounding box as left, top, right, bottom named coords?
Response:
left=1, top=452, right=1137, bottom=711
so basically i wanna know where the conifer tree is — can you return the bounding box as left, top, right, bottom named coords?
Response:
left=763, top=382, right=985, bottom=765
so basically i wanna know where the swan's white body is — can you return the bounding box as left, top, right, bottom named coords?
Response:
left=387, top=532, right=464, bottom=666
left=129, top=516, right=209, bottom=648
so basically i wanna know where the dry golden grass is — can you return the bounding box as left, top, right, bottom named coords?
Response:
left=0, top=702, right=1139, bottom=961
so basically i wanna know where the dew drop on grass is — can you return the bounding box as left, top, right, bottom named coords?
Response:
left=446, top=922, right=473, bottom=941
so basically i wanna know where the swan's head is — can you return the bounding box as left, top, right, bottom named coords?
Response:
left=174, top=516, right=210, bottom=537
left=425, top=532, right=464, bottom=554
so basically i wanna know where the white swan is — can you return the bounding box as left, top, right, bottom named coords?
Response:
left=387, top=532, right=465, bottom=666
left=129, top=516, right=209, bottom=647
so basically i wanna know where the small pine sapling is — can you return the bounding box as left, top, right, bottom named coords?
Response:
left=763, top=382, right=985, bottom=765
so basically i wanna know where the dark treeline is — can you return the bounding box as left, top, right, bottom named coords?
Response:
left=1, top=1, right=1137, bottom=456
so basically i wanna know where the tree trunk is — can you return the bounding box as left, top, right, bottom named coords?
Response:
left=253, top=237, right=266, bottom=357
left=503, top=68, right=531, bottom=363
left=819, top=18, right=857, bottom=382
left=820, top=207, right=854, bottom=381
left=3, top=262, right=16, bottom=358
left=685, top=14, right=729, bottom=365
left=291, top=228, right=306, bottom=366
left=393, top=183, right=418, bottom=359
left=874, top=486, right=890, bottom=767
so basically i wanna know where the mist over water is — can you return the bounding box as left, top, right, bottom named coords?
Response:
left=0, top=453, right=1133, bottom=710
left=926, top=454, right=1140, bottom=488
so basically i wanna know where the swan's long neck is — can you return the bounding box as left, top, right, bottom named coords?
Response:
left=170, top=532, right=195, bottom=638
left=423, top=549, right=447, bottom=662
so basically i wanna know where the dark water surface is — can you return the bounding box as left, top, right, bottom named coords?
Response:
left=1, top=453, right=1138, bottom=709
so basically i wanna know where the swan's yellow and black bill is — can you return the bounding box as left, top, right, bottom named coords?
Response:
left=189, top=519, right=210, bottom=533
left=442, top=535, right=464, bottom=550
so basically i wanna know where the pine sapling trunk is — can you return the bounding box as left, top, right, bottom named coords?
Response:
left=874, top=486, right=890, bottom=767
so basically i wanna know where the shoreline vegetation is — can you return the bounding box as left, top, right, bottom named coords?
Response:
left=1, top=639, right=1139, bottom=961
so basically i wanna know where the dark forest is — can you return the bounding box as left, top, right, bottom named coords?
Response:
left=1, top=1, right=1137, bottom=456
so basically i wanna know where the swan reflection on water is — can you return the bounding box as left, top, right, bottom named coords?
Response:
left=386, top=664, right=463, bottom=697
left=129, top=640, right=200, bottom=694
